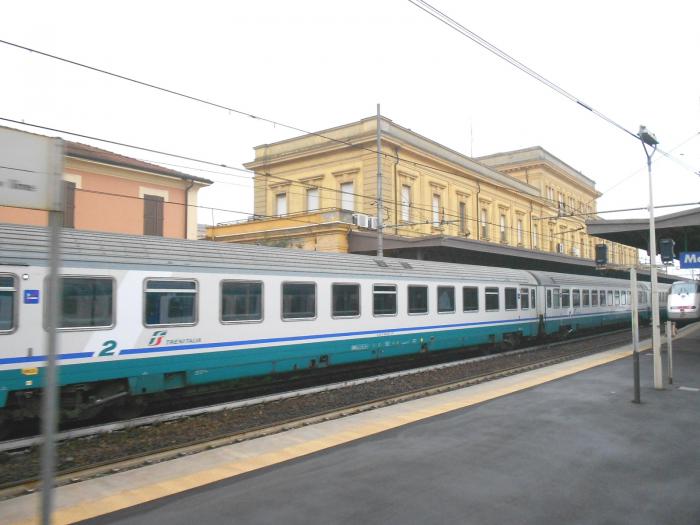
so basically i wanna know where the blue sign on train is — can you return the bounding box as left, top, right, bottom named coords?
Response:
left=679, top=252, right=700, bottom=269
left=24, top=290, right=40, bottom=304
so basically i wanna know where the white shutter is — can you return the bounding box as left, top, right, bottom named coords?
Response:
left=340, top=182, right=354, bottom=211
left=276, top=193, right=287, bottom=216
left=307, top=188, right=319, bottom=211
left=401, top=185, right=410, bottom=222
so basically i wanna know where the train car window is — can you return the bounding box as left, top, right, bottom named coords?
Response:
left=531, top=289, right=536, bottom=309
left=606, top=290, right=613, bottom=305
left=408, top=285, right=428, bottom=315
left=373, top=284, right=397, bottom=316
left=463, top=287, right=479, bottom=312
left=520, top=288, right=529, bottom=310
left=614, top=290, right=620, bottom=306
left=582, top=290, right=590, bottom=307
left=505, top=288, right=518, bottom=310
left=485, top=287, right=499, bottom=311
left=621, top=291, right=627, bottom=305
left=627, top=291, right=632, bottom=305
left=546, top=289, right=552, bottom=308
left=553, top=289, right=561, bottom=309
left=591, top=290, right=599, bottom=306
left=145, top=279, right=197, bottom=326
left=437, top=286, right=455, bottom=314
left=561, top=289, right=570, bottom=308
left=0, top=275, right=17, bottom=333
left=332, top=283, right=360, bottom=318
left=572, top=289, right=581, bottom=308
left=60, top=277, right=114, bottom=329
left=221, top=281, right=263, bottom=323
left=282, top=282, right=316, bottom=320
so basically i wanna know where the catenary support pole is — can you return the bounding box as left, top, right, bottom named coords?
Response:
left=642, top=139, right=662, bottom=390
left=630, top=267, right=641, bottom=403
left=40, top=209, right=62, bottom=525
left=376, top=103, right=383, bottom=257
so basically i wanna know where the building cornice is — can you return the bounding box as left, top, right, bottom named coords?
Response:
left=245, top=116, right=540, bottom=199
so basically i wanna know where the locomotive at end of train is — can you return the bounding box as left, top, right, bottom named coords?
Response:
left=667, top=281, right=700, bottom=323
left=0, top=224, right=670, bottom=434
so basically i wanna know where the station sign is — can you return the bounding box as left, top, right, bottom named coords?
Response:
left=0, top=127, right=64, bottom=211
left=679, top=252, right=700, bottom=269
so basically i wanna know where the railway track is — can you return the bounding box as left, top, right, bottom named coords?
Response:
left=0, top=325, right=658, bottom=498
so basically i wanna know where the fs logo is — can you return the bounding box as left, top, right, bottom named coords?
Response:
left=148, top=330, right=167, bottom=346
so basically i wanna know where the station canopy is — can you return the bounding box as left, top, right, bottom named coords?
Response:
left=586, top=207, right=700, bottom=254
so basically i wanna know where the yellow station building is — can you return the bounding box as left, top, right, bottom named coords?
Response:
left=208, top=116, right=636, bottom=266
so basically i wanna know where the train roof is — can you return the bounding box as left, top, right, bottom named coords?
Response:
left=528, top=270, right=645, bottom=289
left=0, top=223, right=537, bottom=284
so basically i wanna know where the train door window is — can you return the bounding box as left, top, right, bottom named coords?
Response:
left=332, top=283, right=360, bottom=318
left=582, top=290, right=590, bottom=307
left=627, top=291, right=632, bottom=305
left=485, top=287, right=499, bottom=311
left=553, top=288, right=561, bottom=309
left=561, top=289, right=570, bottom=308
left=505, top=287, right=518, bottom=311
left=531, top=289, right=536, bottom=309
left=373, top=284, right=397, bottom=316
left=600, top=290, right=606, bottom=306
left=606, top=290, right=613, bottom=305
left=572, top=289, right=581, bottom=308
left=463, top=286, right=479, bottom=312
left=614, top=290, right=620, bottom=305
left=145, top=279, right=197, bottom=326
left=621, top=291, right=627, bottom=305
left=282, top=282, right=316, bottom=320
left=221, top=281, right=263, bottom=323
left=520, top=288, right=529, bottom=310
left=0, top=275, right=17, bottom=333
left=61, top=277, right=114, bottom=329
left=546, top=289, right=552, bottom=308
left=591, top=290, right=598, bottom=306
left=437, top=286, right=455, bottom=314
left=408, top=285, right=428, bottom=315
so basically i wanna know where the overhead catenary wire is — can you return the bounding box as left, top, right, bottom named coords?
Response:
left=0, top=39, right=630, bottom=210
left=1, top=161, right=615, bottom=251
left=0, top=119, right=643, bottom=257
left=2, top=34, right=696, bottom=215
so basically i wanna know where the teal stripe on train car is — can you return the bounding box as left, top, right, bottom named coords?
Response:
left=0, top=320, right=539, bottom=404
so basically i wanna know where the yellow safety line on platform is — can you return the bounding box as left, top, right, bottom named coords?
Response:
left=7, top=345, right=643, bottom=525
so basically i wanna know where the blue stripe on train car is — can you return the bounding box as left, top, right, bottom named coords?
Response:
left=0, top=319, right=540, bottom=403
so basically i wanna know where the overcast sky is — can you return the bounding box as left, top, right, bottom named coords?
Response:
left=2, top=0, right=699, bottom=231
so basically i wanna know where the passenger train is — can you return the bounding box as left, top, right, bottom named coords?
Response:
left=0, top=224, right=669, bottom=430
left=667, top=281, right=700, bottom=322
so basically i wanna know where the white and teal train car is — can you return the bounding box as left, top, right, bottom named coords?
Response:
left=0, top=224, right=666, bottom=428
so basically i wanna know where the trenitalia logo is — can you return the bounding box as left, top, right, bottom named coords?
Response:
left=148, top=330, right=167, bottom=346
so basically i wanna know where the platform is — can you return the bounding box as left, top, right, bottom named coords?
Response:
left=3, top=326, right=699, bottom=525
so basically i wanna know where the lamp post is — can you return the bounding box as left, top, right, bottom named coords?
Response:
left=639, top=125, right=662, bottom=390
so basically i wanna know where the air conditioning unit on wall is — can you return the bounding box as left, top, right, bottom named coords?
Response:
left=368, top=216, right=378, bottom=230
left=352, top=213, right=369, bottom=228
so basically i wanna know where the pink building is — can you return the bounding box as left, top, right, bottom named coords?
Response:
left=0, top=127, right=212, bottom=239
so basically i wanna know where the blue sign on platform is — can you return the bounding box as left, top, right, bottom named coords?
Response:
left=679, top=252, right=700, bottom=269
left=24, top=290, right=40, bottom=304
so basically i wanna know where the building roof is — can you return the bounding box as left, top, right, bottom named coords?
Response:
left=245, top=116, right=541, bottom=199
left=66, top=141, right=213, bottom=185
left=0, top=125, right=213, bottom=185
left=476, top=146, right=599, bottom=194
left=586, top=207, right=700, bottom=252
